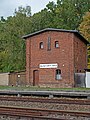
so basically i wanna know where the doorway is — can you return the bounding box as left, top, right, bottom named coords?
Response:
left=33, top=70, right=39, bottom=86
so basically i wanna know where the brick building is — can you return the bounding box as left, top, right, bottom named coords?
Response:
left=23, top=28, right=89, bottom=88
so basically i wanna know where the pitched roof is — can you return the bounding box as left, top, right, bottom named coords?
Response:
left=22, top=28, right=89, bottom=44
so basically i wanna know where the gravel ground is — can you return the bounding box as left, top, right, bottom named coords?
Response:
left=0, top=99, right=90, bottom=120
left=0, top=115, right=90, bottom=120
left=0, top=100, right=89, bottom=111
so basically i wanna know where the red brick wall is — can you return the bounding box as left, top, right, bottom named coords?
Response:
left=25, top=31, right=87, bottom=88
left=73, top=34, right=87, bottom=73
left=26, top=38, right=31, bottom=84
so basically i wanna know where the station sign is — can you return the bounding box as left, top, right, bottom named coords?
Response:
left=39, top=63, right=58, bottom=68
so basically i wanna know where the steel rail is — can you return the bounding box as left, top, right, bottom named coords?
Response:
left=0, top=106, right=89, bottom=118
left=0, top=96, right=90, bottom=105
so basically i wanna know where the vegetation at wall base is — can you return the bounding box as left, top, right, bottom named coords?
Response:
left=0, top=86, right=90, bottom=91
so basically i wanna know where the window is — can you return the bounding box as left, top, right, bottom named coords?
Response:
left=76, top=42, right=78, bottom=48
left=55, top=41, right=59, bottom=48
left=56, top=69, right=62, bottom=80
left=47, top=37, right=51, bottom=50
left=40, top=42, right=44, bottom=49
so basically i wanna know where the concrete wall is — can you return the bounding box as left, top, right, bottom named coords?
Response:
left=9, top=71, right=26, bottom=86
left=74, top=73, right=86, bottom=87
left=0, top=71, right=26, bottom=86
left=0, top=73, right=9, bottom=85
left=85, top=72, right=90, bottom=88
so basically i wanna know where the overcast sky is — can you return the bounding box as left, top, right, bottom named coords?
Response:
left=0, top=0, right=57, bottom=18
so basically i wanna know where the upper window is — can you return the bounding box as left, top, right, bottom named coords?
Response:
left=76, top=41, right=78, bottom=48
left=47, top=37, right=51, bottom=51
left=40, top=42, right=44, bottom=49
left=55, top=41, right=59, bottom=48
left=56, top=69, right=62, bottom=80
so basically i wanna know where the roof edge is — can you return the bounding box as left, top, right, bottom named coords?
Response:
left=22, top=28, right=78, bottom=39
left=22, top=28, right=89, bottom=44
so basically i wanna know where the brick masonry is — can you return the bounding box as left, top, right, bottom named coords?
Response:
left=25, top=30, right=87, bottom=88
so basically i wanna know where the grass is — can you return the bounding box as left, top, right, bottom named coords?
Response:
left=0, top=86, right=90, bottom=91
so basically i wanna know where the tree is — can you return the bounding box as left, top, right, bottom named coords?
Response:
left=79, top=12, right=90, bottom=68
left=0, top=6, right=32, bottom=72
left=79, top=12, right=90, bottom=41
left=14, top=6, right=31, bottom=17
left=45, top=0, right=90, bottom=30
left=31, top=8, right=54, bottom=32
left=0, top=1, right=90, bottom=72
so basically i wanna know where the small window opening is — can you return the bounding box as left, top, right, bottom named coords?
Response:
left=76, top=42, right=78, bottom=48
left=56, top=69, right=62, bottom=80
left=40, top=42, right=44, bottom=49
left=47, top=37, right=51, bottom=50
left=55, top=41, right=59, bottom=48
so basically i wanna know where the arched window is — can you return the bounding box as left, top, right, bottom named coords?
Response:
left=56, top=69, right=62, bottom=80
left=55, top=41, right=59, bottom=48
left=40, top=42, right=44, bottom=49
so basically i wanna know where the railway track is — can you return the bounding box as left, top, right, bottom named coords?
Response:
left=0, top=106, right=89, bottom=119
left=0, top=96, right=90, bottom=105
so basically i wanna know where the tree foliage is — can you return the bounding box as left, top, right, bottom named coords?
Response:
left=79, top=12, right=90, bottom=41
left=0, top=0, right=90, bottom=72
left=79, top=12, right=90, bottom=68
left=0, top=6, right=32, bottom=72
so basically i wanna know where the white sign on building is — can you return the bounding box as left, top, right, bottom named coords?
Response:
left=39, top=63, right=58, bottom=68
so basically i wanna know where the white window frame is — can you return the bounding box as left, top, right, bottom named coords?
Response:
left=40, top=42, right=44, bottom=49
left=56, top=69, right=62, bottom=80
left=55, top=41, right=59, bottom=48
